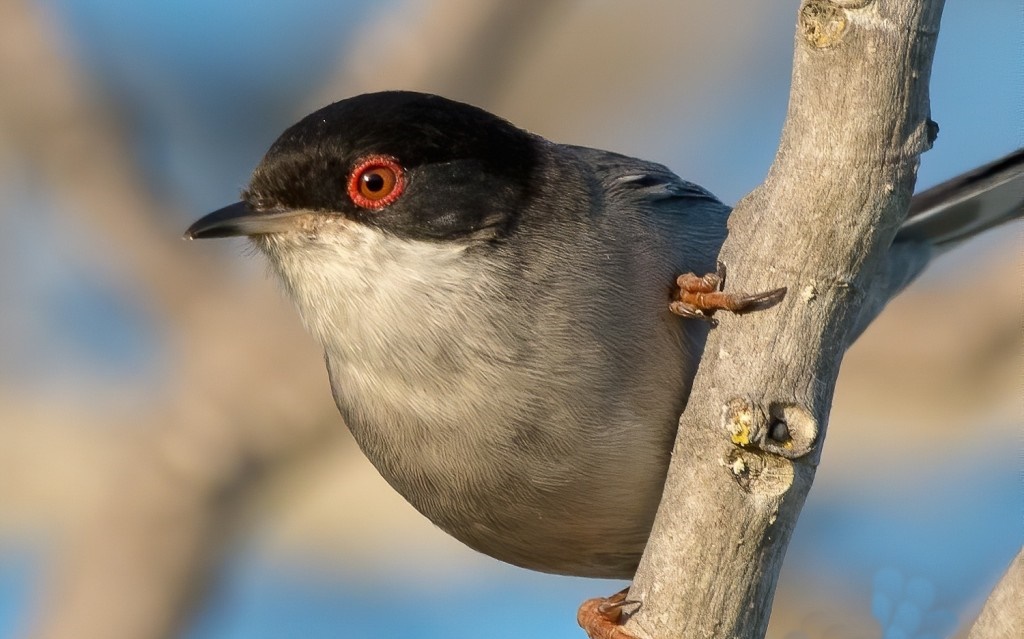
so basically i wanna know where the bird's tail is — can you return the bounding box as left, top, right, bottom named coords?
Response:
left=896, top=148, right=1024, bottom=249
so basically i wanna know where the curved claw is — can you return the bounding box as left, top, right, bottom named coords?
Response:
left=729, top=286, right=788, bottom=314
left=578, top=588, right=641, bottom=639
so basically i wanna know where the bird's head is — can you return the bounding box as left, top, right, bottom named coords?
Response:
left=186, top=91, right=558, bottom=346
left=186, top=91, right=544, bottom=248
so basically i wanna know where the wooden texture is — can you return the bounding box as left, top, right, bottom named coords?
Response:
left=624, top=2, right=947, bottom=637
left=968, top=549, right=1024, bottom=639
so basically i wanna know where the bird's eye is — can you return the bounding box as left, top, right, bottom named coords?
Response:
left=348, top=156, right=405, bottom=209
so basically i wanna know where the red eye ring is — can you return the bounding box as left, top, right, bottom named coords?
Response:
left=347, top=155, right=405, bottom=209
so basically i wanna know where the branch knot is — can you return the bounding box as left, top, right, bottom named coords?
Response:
left=799, top=0, right=850, bottom=49
left=721, top=397, right=819, bottom=493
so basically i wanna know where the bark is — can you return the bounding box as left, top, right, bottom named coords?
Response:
left=624, top=2, right=946, bottom=637
left=967, top=549, right=1024, bottom=639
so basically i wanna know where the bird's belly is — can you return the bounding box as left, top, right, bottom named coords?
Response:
left=326, top=357, right=670, bottom=579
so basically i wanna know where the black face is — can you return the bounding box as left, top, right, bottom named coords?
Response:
left=243, top=91, right=542, bottom=242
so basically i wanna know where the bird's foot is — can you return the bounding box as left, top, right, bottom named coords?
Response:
left=670, top=263, right=786, bottom=326
left=577, top=587, right=641, bottom=639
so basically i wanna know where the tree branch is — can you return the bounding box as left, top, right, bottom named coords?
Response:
left=968, top=548, right=1024, bottom=639
left=624, top=2, right=945, bottom=637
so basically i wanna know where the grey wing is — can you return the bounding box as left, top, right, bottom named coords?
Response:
left=565, top=144, right=731, bottom=270
left=565, top=144, right=724, bottom=206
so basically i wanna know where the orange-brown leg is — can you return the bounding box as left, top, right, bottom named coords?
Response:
left=670, top=264, right=785, bottom=325
left=577, top=588, right=640, bottom=639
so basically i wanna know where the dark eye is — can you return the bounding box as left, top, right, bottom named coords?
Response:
left=348, top=156, right=405, bottom=208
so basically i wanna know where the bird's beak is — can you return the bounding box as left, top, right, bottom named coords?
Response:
left=184, top=201, right=305, bottom=239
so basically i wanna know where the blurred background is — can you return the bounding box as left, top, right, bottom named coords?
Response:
left=0, top=0, right=1020, bottom=638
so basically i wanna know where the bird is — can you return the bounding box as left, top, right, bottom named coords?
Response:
left=186, top=90, right=1023, bottom=634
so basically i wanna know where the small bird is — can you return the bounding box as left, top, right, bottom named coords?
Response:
left=187, top=91, right=1023, bottom=631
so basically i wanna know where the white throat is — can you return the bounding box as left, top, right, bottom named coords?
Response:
left=255, top=219, right=521, bottom=423
left=260, top=219, right=475, bottom=348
